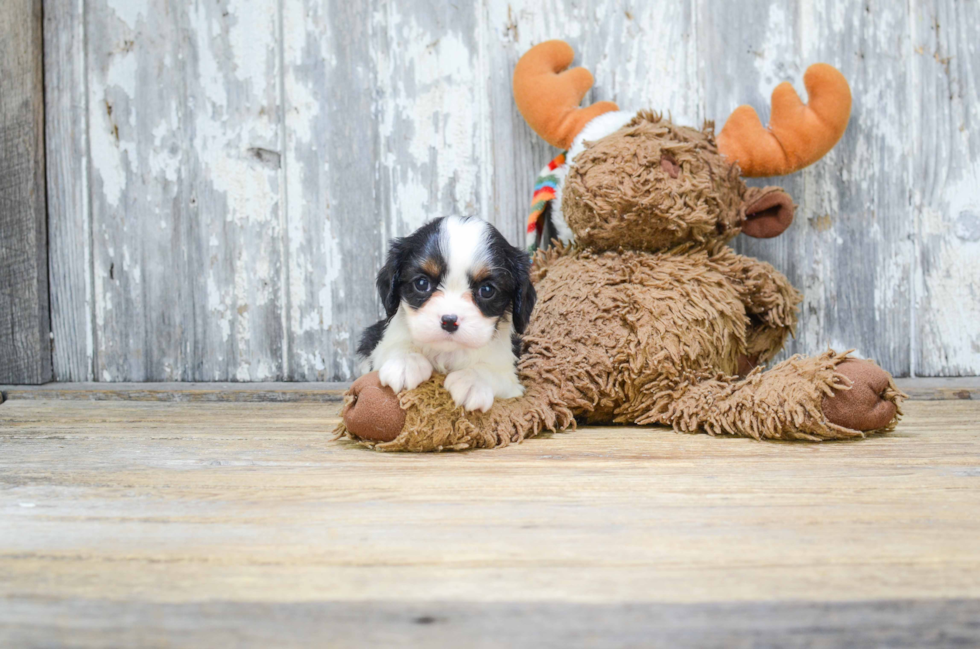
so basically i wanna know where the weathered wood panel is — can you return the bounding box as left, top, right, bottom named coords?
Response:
left=84, top=0, right=285, bottom=381
left=44, top=0, right=979, bottom=380
left=374, top=2, right=489, bottom=232
left=911, top=0, right=980, bottom=376
left=0, top=0, right=51, bottom=384
left=281, top=0, right=380, bottom=380
left=44, top=0, right=93, bottom=382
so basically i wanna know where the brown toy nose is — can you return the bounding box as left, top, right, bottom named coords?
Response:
left=441, top=314, right=459, bottom=332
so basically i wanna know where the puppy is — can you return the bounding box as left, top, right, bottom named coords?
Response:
left=357, top=216, right=536, bottom=412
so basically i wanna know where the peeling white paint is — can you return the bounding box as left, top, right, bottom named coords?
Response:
left=916, top=168, right=980, bottom=372
left=376, top=6, right=483, bottom=228
left=89, top=48, right=139, bottom=209
left=188, top=3, right=228, bottom=109
left=148, top=124, right=180, bottom=183
left=226, top=0, right=276, bottom=99
left=755, top=4, right=799, bottom=107
left=106, top=0, right=146, bottom=29
left=282, top=1, right=322, bottom=145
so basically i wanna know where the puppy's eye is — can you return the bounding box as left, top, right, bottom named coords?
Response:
left=413, top=276, right=431, bottom=292
left=478, top=284, right=496, bottom=299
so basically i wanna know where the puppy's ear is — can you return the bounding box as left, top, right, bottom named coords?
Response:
left=510, top=251, right=536, bottom=334
left=376, top=241, right=404, bottom=317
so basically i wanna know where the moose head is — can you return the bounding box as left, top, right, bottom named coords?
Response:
left=514, top=40, right=851, bottom=252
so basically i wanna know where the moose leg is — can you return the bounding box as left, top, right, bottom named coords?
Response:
left=638, top=351, right=904, bottom=441
left=338, top=371, right=573, bottom=452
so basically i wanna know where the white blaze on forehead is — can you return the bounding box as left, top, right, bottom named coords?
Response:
left=440, top=216, right=489, bottom=293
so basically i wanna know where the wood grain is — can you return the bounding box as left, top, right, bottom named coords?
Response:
left=281, top=0, right=378, bottom=380
left=0, top=381, right=346, bottom=402
left=896, top=376, right=980, bottom=401
left=43, top=1, right=978, bottom=380
left=0, top=399, right=978, bottom=644
left=3, top=598, right=979, bottom=648
left=83, top=0, right=285, bottom=381
left=44, top=0, right=93, bottom=382
left=0, top=0, right=51, bottom=384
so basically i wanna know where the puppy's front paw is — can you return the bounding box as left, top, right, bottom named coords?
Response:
left=378, top=353, right=433, bottom=393
left=444, top=368, right=494, bottom=412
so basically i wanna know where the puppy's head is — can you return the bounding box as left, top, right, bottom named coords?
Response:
left=377, top=216, right=535, bottom=350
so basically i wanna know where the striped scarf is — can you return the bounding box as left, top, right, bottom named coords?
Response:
left=526, top=152, right=567, bottom=253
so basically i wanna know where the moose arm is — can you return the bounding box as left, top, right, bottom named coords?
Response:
left=708, top=247, right=802, bottom=366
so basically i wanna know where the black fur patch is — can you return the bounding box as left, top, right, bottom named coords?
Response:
left=511, top=332, right=524, bottom=359
left=469, top=224, right=536, bottom=334
left=374, top=218, right=446, bottom=316
left=359, top=218, right=447, bottom=360
left=357, top=317, right=391, bottom=358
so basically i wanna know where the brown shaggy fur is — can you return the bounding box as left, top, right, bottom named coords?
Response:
left=338, top=115, right=904, bottom=451
left=564, top=114, right=745, bottom=251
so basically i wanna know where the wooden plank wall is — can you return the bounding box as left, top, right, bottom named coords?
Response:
left=0, top=0, right=51, bottom=384
left=42, top=0, right=979, bottom=382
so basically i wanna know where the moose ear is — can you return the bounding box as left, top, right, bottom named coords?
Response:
left=376, top=241, right=404, bottom=317
left=742, top=187, right=795, bottom=239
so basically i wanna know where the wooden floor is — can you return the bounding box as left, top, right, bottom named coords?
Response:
left=1, top=397, right=979, bottom=647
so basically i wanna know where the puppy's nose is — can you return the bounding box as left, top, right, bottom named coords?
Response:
left=440, top=314, right=459, bottom=333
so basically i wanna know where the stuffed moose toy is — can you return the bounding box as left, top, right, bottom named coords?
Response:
left=338, top=40, right=904, bottom=451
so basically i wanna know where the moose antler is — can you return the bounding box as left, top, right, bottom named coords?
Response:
left=513, top=40, right=619, bottom=150
left=717, top=64, right=852, bottom=177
